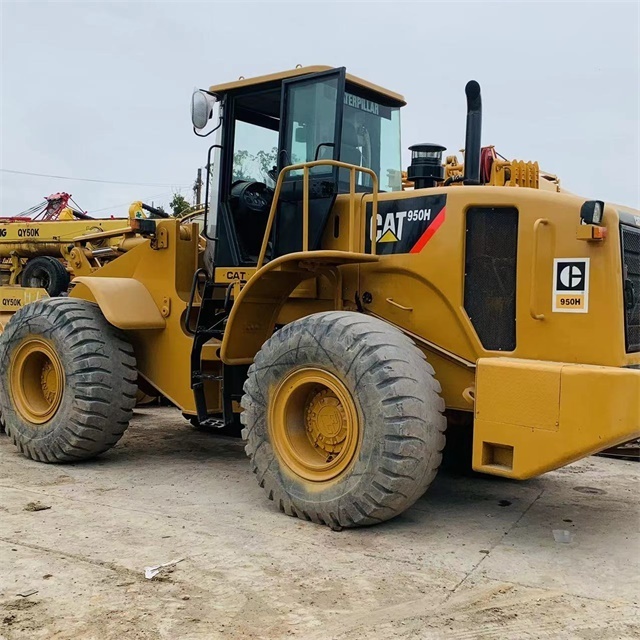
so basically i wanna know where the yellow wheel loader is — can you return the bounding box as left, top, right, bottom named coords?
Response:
left=0, top=66, right=638, bottom=529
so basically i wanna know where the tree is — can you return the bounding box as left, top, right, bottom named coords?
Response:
left=232, top=150, right=252, bottom=182
left=169, top=193, right=191, bottom=218
left=233, top=147, right=278, bottom=182
left=256, top=147, right=278, bottom=175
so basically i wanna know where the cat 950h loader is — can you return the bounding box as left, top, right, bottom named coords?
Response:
left=1, top=66, right=638, bottom=528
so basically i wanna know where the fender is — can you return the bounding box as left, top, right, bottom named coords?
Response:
left=221, top=251, right=378, bottom=365
left=72, top=277, right=166, bottom=330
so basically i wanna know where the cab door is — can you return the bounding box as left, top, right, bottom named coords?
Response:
left=273, top=68, right=346, bottom=258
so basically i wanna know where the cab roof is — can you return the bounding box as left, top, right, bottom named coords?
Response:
left=208, top=65, right=406, bottom=107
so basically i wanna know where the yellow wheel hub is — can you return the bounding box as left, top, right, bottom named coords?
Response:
left=10, top=338, right=64, bottom=425
left=270, top=368, right=360, bottom=483
left=305, top=388, right=348, bottom=455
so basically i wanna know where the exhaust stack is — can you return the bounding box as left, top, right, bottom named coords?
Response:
left=463, top=80, right=482, bottom=184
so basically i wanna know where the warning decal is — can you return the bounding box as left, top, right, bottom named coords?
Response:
left=552, top=258, right=590, bottom=313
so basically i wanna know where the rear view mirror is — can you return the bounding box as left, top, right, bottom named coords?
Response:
left=294, top=125, right=307, bottom=143
left=191, top=90, right=217, bottom=130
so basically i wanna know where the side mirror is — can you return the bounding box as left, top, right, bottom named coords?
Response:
left=191, top=90, right=217, bottom=130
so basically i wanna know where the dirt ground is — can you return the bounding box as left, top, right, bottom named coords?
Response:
left=0, top=407, right=638, bottom=640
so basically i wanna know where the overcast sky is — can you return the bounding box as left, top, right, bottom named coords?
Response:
left=1, top=1, right=638, bottom=217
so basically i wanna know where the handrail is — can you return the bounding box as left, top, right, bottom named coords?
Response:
left=530, top=218, right=549, bottom=320
left=256, top=160, right=379, bottom=269
left=185, top=268, right=208, bottom=335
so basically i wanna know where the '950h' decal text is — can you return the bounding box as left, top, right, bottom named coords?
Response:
left=366, top=195, right=446, bottom=255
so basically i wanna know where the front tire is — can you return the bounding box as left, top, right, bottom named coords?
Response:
left=241, top=311, right=446, bottom=528
left=0, top=298, right=137, bottom=462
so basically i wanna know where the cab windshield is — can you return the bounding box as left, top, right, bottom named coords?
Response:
left=341, top=89, right=402, bottom=192
left=230, top=83, right=403, bottom=193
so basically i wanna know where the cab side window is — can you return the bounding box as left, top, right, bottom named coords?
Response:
left=283, top=76, right=340, bottom=176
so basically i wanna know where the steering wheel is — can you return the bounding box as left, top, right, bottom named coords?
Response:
left=231, top=180, right=272, bottom=213
left=245, top=184, right=270, bottom=211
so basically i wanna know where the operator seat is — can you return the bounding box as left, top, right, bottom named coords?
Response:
left=341, top=122, right=362, bottom=167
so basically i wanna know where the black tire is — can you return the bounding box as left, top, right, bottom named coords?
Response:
left=241, top=311, right=446, bottom=528
left=21, top=256, right=70, bottom=297
left=0, top=298, right=137, bottom=462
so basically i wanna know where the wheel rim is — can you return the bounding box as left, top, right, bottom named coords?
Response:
left=269, top=368, right=360, bottom=483
left=10, top=338, right=64, bottom=424
left=27, top=267, right=49, bottom=290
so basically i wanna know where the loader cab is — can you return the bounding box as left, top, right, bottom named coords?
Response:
left=193, top=66, right=405, bottom=268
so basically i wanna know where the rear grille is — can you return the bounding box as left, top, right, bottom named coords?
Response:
left=622, top=225, right=640, bottom=352
left=464, top=207, right=518, bottom=351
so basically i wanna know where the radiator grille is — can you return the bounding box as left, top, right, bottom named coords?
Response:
left=622, top=225, right=640, bottom=352
left=464, top=207, right=518, bottom=351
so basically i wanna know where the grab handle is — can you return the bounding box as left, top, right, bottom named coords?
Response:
left=530, top=218, right=549, bottom=320
left=386, top=297, right=413, bottom=312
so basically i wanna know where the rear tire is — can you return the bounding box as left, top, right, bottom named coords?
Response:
left=21, top=256, right=70, bottom=297
left=241, top=311, right=446, bottom=528
left=0, top=298, right=137, bottom=462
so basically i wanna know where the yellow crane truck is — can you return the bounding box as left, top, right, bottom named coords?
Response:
left=0, top=194, right=170, bottom=330
left=0, top=66, right=638, bottom=528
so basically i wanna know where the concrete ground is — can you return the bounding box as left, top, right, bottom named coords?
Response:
left=0, top=407, right=638, bottom=640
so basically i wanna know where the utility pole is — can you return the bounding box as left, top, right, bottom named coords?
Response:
left=194, top=168, right=203, bottom=206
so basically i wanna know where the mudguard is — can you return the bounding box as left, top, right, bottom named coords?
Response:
left=220, top=251, right=378, bottom=365
left=72, top=277, right=166, bottom=330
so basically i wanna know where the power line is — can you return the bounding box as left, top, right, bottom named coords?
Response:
left=0, top=168, right=191, bottom=188
left=86, top=188, right=188, bottom=214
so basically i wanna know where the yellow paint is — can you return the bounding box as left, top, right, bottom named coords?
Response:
left=576, top=224, right=606, bottom=241
left=10, top=338, right=65, bottom=425
left=0, top=218, right=130, bottom=258
left=128, top=201, right=146, bottom=219
left=221, top=249, right=378, bottom=365
left=473, top=358, right=640, bottom=478
left=0, top=213, right=146, bottom=327
left=57, top=164, right=639, bottom=478
left=554, top=293, right=585, bottom=311
left=356, top=187, right=638, bottom=371
left=0, top=287, right=48, bottom=314
left=269, top=367, right=360, bottom=483
left=33, top=70, right=635, bottom=487
left=73, top=277, right=166, bottom=330
left=69, top=220, right=216, bottom=413
left=214, top=268, right=256, bottom=284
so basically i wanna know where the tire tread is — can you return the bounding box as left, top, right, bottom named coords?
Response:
left=242, top=311, right=446, bottom=528
left=0, top=298, right=137, bottom=463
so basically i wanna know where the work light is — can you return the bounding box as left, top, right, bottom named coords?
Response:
left=580, top=200, right=605, bottom=225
